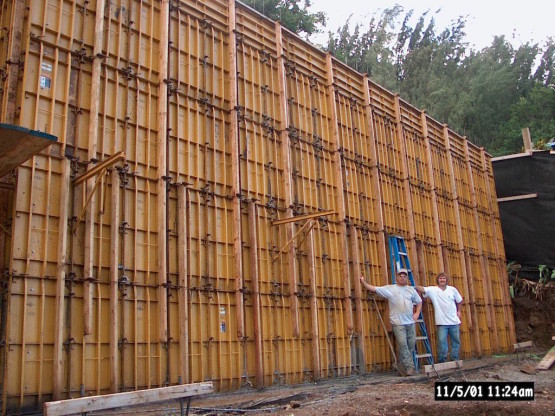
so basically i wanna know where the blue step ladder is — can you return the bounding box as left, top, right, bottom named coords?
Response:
left=388, top=236, right=434, bottom=370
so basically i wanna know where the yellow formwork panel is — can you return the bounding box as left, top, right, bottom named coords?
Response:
left=379, top=172, right=409, bottom=235
left=315, top=297, right=353, bottom=379
left=170, top=1, right=229, bottom=106
left=410, top=185, right=435, bottom=244
left=257, top=294, right=305, bottom=386
left=188, top=289, right=242, bottom=391
left=477, top=211, right=497, bottom=256
left=239, top=120, right=285, bottom=202
left=370, top=105, right=403, bottom=176
left=244, top=205, right=293, bottom=295
left=450, top=153, right=473, bottom=207
left=425, top=119, right=455, bottom=198
left=182, top=191, right=235, bottom=291
left=459, top=204, right=480, bottom=253
left=341, top=157, right=380, bottom=229
left=400, top=102, right=433, bottom=188
left=435, top=195, right=458, bottom=248
left=360, top=298, right=395, bottom=371
left=475, top=304, right=493, bottom=355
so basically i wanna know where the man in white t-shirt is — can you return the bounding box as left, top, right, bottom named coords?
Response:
left=415, top=272, right=463, bottom=363
left=360, top=269, right=422, bottom=375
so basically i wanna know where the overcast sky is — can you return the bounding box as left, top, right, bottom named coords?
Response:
left=310, top=0, right=554, bottom=50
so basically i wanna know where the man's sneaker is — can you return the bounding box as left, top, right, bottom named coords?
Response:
left=406, top=367, right=415, bottom=376
left=394, top=363, right=408, bottom=377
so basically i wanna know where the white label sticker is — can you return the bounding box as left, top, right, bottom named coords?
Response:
left=40, top=76, right=51, bottom=89
left=41, top=63, right=52, bottom=72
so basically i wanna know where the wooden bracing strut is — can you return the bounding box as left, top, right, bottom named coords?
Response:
left=72, top=151, right=126, bottom=231
left=271, top=210, right=335, bottom=262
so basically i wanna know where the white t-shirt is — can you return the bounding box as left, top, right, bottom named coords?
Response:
left=375, top=284, right=422, bottom=326
left=423, top=285, right=463, bottom=325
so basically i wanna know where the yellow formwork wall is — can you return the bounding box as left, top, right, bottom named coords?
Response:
left=0, top=0, right=515, bottom=413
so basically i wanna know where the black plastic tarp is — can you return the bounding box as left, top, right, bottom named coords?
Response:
left=492, top=151, right=555, bottom=271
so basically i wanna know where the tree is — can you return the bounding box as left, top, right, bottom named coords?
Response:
left=241, top=0, right=326, bottom=37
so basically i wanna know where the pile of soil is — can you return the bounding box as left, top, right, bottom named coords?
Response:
left=512, top=280, right=555, bottom=348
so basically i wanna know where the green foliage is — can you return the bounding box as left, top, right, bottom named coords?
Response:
left=325, top=9, right=555, bottom=156
left=241, top=0, right=326, bottom=37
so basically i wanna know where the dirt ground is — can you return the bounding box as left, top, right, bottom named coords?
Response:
left=96, top=282, right=555, bottom=416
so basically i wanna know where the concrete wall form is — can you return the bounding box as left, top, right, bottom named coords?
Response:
left=0, top=0, right=515, bottom=413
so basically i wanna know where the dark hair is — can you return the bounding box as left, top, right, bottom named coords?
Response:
left=436, top=272, right=448, bottom=284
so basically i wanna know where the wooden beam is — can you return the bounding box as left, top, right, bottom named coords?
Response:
left=363, top=77, right=389, bottom=284
left=157, top=0, right=170, bottom=347
left=420, top=111, right=444, bottom=266
left=109, top=169, right=120, bottom=393
left=307, top=226, right=321, bottom=381
left=271, top=210, right=335, bottom=226
left=326, top=54, right=353, bottom=336
left=2, top=0, right=25, bottom=124
left=424, top=360, right=463, bottom=374
left=272, top=219, right=315, bottom=262
left=491, top=152, right=533, bottom=162
left=275, top=21, right=300, bottom=337
left=522, top=127, right=533, bottom=152
left=497, top=193, right=538, bottom=203
left=228, top=0, right=245, bottom=339
left=394, top=96, right=417, bottom=266
left=513, top=341, right=533, bottom=350
left=350, top=225, right=366, bottom=371
left=53, top=159, right=70, bottom=400
left=177, top=186, right=190, bottom=383
left=536, top=345, right=555, bottom=371
left=43, top=382, right=214, bottom=416
left=248, top=201, right=264, bottom=387
left=82, top=0, right=108, bottom=336
left=72, top=152, right=125, bottom=186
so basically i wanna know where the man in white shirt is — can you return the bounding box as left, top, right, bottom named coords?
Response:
left=415, top=272, right=463, bottom=363
left=360, top=268, right=422, bottom=375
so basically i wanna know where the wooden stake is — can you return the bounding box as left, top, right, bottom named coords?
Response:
left=53, top=158, right=70, bottom=400
left=522, top=127, right=533, bottom=152
left=248, top=201, right=264, bottom=387
left=110, top=169, right=120, bottom=393
left=228, top=0, right=245, bottom=339
left=177, top=186, right=190, bottom=383
left=275, top=21, right=300, bottom=336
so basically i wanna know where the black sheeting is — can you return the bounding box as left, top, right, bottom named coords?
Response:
left=492, top=151, right=555, bottom=271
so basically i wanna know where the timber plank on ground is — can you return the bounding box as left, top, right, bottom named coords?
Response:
left=43, top=382, right=214, bottom=416
left=536, top=345, right=555, bottom=371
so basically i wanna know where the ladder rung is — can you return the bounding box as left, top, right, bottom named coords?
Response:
left=415, top=353, right=432, bottom=359
left=415, top=336, right=428, bottom=340
left=416, top=319, right=424, bottom=323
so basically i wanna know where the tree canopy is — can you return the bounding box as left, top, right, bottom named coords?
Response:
left=241, top=0, right=326, bottom=37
